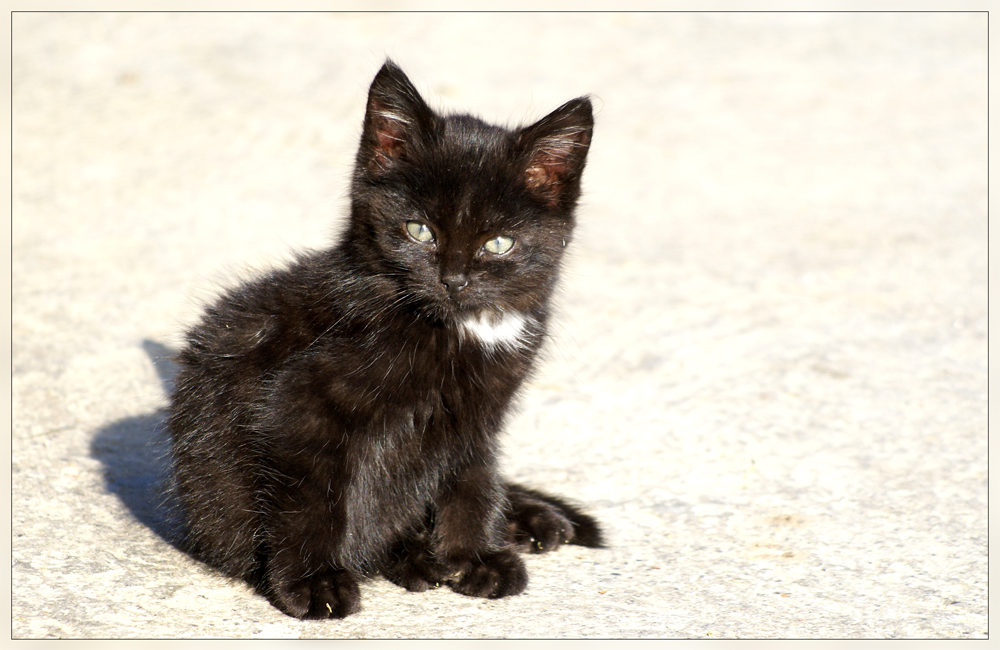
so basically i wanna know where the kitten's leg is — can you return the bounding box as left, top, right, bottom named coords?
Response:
left=433, top=465, right=528, bottom=599
left=259, top=467, right=362, bottom=619
left=257, top=363, right=364, bottom=619
left=264, top=515, right=362, bottom=619
left=505, top=483, right=605, bottom=553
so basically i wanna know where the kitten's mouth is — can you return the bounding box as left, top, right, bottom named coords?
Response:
left=435, top=297, right=496, bottom=324
left=435, top=288, right=481, bottom=317
left=417, top=291, right=479, bottom=325
left=459, top=307, right=502, bottom=324
left=443, top=301, right=486, bottom=322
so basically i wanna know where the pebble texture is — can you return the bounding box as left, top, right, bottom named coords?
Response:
left=11, top=12, right=986, bottom=639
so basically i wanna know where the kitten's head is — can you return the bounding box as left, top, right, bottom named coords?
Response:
left=346, top=61, right=593, bottom=326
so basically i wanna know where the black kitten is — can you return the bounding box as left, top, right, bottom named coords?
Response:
left=168, top=61, right=602, bottom=620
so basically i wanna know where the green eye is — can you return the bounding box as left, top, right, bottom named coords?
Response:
left=482, top=235, right=514, bottom=255
left=406, top=221, right=434, bottom=243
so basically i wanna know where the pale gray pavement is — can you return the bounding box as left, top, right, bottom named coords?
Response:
left=11, top=12, right=987, bottom=639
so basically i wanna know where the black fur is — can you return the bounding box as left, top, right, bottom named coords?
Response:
left=168, top=61, right=602, bottom=620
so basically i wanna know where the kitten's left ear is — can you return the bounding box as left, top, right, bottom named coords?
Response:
left=517, top=97, right=593, bottom=209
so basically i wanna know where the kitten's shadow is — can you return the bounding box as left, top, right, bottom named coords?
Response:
left=89, top=339, right=186, bottom=551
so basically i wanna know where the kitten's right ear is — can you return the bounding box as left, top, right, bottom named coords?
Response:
left=359, top=61, right=439, bottom=175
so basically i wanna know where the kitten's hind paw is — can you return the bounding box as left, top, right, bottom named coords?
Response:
left=505, top=483, right=605, bottom=552
left=509, top=502, right=574, bottom=553
left=447, top=549, right=528, bottom=599
left=270, top=568, right=361, bottom=619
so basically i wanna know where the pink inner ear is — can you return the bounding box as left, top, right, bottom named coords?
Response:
left=524, top=143, right=576, bottom=199
left=371, top=109, right=409, bottom=167
left=369, top=101, right=408, bottom=169
left=524, top=165, right=548, bottom=189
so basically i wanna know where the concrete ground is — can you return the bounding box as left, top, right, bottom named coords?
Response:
left=11, top=12, right=987, bottom=639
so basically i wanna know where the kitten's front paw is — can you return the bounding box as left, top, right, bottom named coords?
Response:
left=270, top=568, right=361, bottom=619
left=447, top=549, right=528, bottom=599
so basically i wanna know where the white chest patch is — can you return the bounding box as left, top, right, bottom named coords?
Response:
left=458, top=310, right=531, bottom=350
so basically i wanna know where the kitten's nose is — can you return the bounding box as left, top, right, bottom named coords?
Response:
left=441, top=273, right=469, bottom=296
